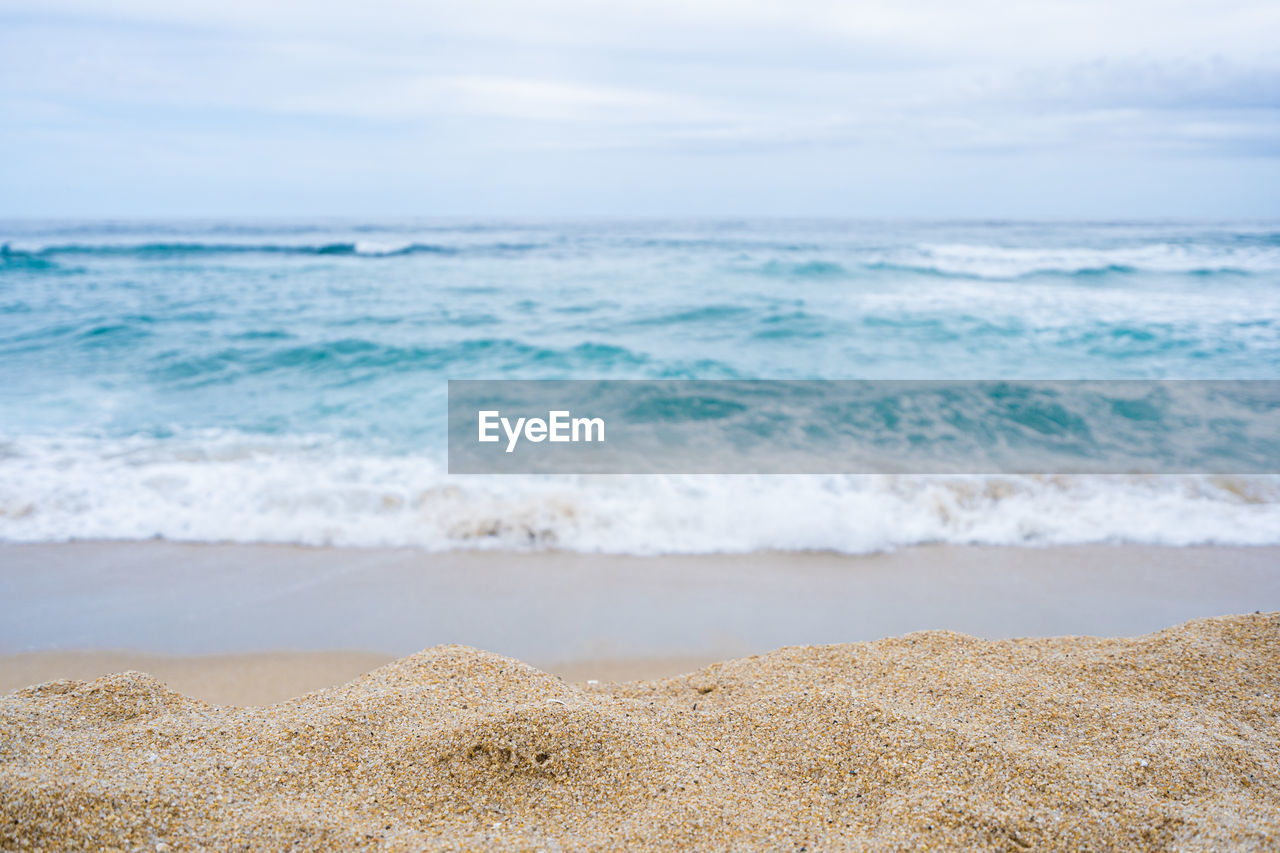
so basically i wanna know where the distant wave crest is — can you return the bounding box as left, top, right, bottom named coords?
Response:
left=6, top=234, right=1278, bottom=278
left=882, top=242, right=1280, bottom=279
left=1, top=240, right=548, bottom=260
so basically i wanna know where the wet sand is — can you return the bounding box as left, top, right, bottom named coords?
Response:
left=3, top=541, right=1278, bottom=705
left=3, top=613, right=1278, bottom=850
left=3, top=542, right=1278, bottom=664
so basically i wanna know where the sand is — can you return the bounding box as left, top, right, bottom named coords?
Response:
left=3, top=614, right=1278, bottom=850
left=0, top=652, right=720, bottom=707
left=5, top=542, right=1280, bottom=663
left=0, top=652, right=396, bottom=708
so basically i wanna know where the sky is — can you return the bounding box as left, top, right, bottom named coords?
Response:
left=1, top=0, right=1278, bottom=217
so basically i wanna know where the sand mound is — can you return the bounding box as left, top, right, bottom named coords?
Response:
left=3, top=615, right=1279, bottom=850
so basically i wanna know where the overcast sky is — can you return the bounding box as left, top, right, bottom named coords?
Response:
left=2, top=0, right=1278, bottom=217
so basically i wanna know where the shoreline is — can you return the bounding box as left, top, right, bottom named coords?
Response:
left=3, top=540, right=1278, bottom=704
left=3, top=541, right=1278, bottom=654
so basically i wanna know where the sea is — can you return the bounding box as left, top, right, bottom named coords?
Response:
left=2, top=218, right=1278, bottom=553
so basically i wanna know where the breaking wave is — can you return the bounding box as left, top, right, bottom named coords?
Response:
left=0, top=433, right=1278, bottom=553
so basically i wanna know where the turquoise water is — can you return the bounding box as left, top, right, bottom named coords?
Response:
left=2, top=219, right=1279, bottom=551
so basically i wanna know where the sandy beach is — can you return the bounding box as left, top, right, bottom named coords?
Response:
left=3, top=612, right=1277, bottom=850
left=2, top=544, right=1279, bottom=848
left=3, top=541, right=1279, bottom=704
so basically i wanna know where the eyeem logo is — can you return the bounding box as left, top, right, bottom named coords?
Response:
left=478, top=410, right=605, bottom=452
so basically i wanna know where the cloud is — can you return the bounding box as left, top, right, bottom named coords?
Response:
left=1, top=0, right=1277, bottom=214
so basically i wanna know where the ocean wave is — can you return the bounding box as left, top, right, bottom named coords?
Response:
left=879, top=243, right=1280, bottom=279
left=0, top=241, right=549, bottom=259
left=754, top=260, right=851, bottom=278
left=145, top=339, right=653, bottom=384
left=7, top=231, right=1279, bottom=278
left=0, top=246, right=60, bottom=271
left=728, top=246, right=1279, bottom=281
left=3, top=220, right=1279, bottom=553
left=1, top=433, right=1278, bottom=552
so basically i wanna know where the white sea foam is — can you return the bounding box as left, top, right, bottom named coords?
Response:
left=1, top=433, right=1277, bottom=553
left=353, top=240, right=415, bottom=256
left=891, top=242, right=1280, bottom=278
